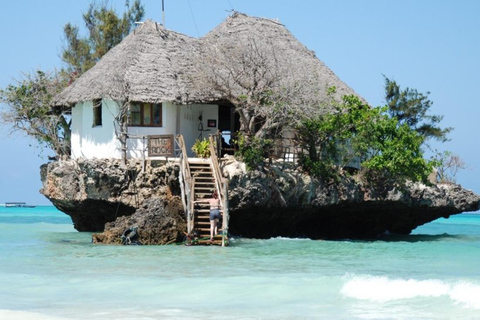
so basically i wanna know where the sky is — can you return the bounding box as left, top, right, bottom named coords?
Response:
left=1, top=0, right=479, bottom=206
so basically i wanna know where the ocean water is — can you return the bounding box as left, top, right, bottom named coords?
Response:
left=1, top=206, right=480, bottom=320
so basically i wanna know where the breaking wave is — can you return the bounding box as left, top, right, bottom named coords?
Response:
left=341, top=275, right=480, bottom=309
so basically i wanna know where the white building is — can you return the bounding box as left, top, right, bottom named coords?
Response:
left=70, top=99, right=230, bottom=159
left=53, top=13, right=356, bottom=160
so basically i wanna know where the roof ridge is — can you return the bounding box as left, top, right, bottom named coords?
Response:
left=136, top=19, right=196, bottom=40
left=230, top=11, right=284, bottom=26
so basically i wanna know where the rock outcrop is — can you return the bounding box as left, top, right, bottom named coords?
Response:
left=40, top=157, right=480, bottom=242
left=40, top=159, right=180, bottom=231
left=92, top=195, right=186, bottom=245
left=223, top=157, right=480, bottom=239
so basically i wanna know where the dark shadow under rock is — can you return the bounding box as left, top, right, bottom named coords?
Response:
left=52, top=198, right=136, bottom=231
left=229, top=201, right=463, bottom=240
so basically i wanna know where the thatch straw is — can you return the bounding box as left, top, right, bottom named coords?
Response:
left=53, top=12, right=359, bottom=107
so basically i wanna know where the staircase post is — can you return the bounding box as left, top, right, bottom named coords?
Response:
left=222, top=179, right=229, bottom=247
left=189, top=177, right=195, bottom=234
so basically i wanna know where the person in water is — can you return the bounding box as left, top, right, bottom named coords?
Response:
left=208, top=190, right=221, bottom=241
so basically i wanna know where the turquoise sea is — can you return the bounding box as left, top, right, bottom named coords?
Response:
left=1, top=206, right=480, bottom=320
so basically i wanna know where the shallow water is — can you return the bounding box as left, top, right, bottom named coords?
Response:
left=1, top=206, right=479, bottom=319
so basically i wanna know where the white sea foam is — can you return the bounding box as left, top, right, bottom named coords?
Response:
left=0, top=308, right=194, bottom=320
left=341, top=275, right=448, bottom=302
left=0, top=310, right=68, bottom=320
left=450, top=281, right=480, bottom=309
left=269, top=236, right=312, bottom=241
left=341, top=275, right=480, bottom=309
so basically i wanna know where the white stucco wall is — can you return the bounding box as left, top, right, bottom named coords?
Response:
left=127, top=102, right=218, bottom=158
left=70, top=102, right=83, bottom=159
left=71, top=99, right=121, bottom=159
left=179, top=104, right=218, bottom=157
left=71, top=100, right=219, bottom=159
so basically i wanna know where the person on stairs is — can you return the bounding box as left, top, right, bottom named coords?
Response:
left=208, top=190, right=221, bottom=242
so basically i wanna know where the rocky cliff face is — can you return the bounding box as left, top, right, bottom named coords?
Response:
left=224, top=160, right=480, bottom=239
left=40, top=158, right=180, bottom=231
left=40, top=157, right=480, bottom=242
left=222, top=157, right=480, bottom=239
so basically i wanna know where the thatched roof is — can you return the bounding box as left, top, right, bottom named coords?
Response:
left=203, top=13, right=356, bottom=102
left=53, top=12, right=359, bottom=107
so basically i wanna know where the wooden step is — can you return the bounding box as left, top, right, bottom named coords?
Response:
left=195, top=221, right=210, bottom=226
left=194, top=219, right=224, bottom=225
left=191, top=170, right=213, bottom=174
left=195, top=218, right=224, bottom=222
left=190, top=169, right=212, bottom=173
left=195, top=209, right=224, bottom=213
left=193, top=178, right=214, bottom=182
left=195, top=192, right=217, bottom=197
left=192, top=173, right=213, bottom=177
left=195, top=213, right=223, bottom=218
left=193, top=202, right=210, bottom=206
left=194, top=186, right=215, bottom=190
left=194, top=186, right=216, bottom=191
left=195, top=227, right=224, bottom=232
left=194, top=181, right=216, bottom=185
left=193, top=180, right=214, bottom=185
left=193, top=236, right=228, bottom=246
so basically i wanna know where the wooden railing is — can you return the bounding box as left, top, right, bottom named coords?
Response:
left=175, top=134, right=193, bottom=233
left=208, top=135, right=229, bottom=247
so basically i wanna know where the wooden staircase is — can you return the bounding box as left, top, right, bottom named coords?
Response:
left=176, top=134, right=229, bottom=247
left=189, top=160, right=226, bottom=245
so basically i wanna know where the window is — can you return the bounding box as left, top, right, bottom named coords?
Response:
left=129, top=103, right=162, bottom=127
left=93, top=99, right=102, bottom=127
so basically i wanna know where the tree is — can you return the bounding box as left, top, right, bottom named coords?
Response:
left=1, top=1, right=145, bottom=158
left=62, top=0, right=145, bottom=161
left=360, top=112, right=433, bottom=183
left=62, top=0, right=145, bottom=77
left=296, top=95, right=435, bottom=183
left=384, top=76, right=452, bottom=142
left=197, top=35, right=328, bottom=141
left=0, top=71, right=71, bottom=157
left=432, top=150, right=467, bottom=183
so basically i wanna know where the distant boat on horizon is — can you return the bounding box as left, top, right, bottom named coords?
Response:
left=2, top=202, right=37, bottom=208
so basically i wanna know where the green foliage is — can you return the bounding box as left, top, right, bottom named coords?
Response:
left=191, top=138, right=210, bottom=158
left=62, top=0, right=145, bottom=76
left=0, top=70, right=71, bottom=157
left=234, top=132, right=272, bottom=170
left=384, top=76, right=452, bottom=142
left=296, top=94, right=435, bottom=183
left=360, top=118, right=434, bottom=182
left=297, top=95, right=370, bottom=179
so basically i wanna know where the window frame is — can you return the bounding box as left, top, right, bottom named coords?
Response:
left=92, top=99, right=102, bottom=127
left=129, top=102, right=163, bottom=127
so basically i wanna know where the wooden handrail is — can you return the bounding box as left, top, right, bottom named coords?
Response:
left=176, top=134, right=193, bottom=233
left=177, top=134, right=192, bottom=181
left=208, top=135, right=224, bottom=203
left=208, top=135, right=229, bottom=246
